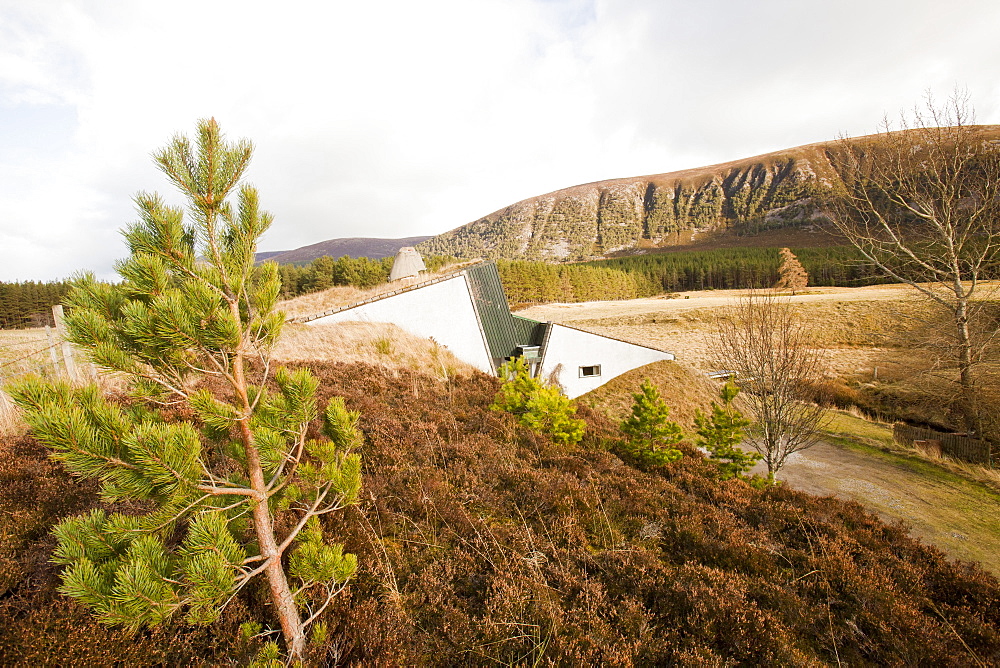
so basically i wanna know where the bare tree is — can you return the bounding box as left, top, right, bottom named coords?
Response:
left=827, top=91, right=1000, bottom=434
left=711, top=290, right=827, bottom=483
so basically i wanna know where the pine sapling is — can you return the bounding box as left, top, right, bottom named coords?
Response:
left=619, top=379, right=684, bottom=467
left=695, top=379, right=760, bottom=479
left=492, top=356, right=585, bottom=444
left=8, top=119, right=359, bottom=662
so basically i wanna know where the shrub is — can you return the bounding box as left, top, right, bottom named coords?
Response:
left=695, top=379, right=761, bottom=479
left=618, top=379, right=684, bottom=466
left=491, top=357, right=585, bottom=444
left=4, top=362, right=1000, bottom=666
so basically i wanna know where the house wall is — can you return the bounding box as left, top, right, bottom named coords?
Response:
left=539, top=324, right=675, bottom=398
left=305, top=275, right=494, bottom=373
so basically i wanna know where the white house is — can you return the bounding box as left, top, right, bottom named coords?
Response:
left=293, top=260, right=674, bottom=398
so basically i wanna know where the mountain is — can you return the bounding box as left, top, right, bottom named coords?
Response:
left=258, top=235, right=433, bottom=265
left=255, top=250, right=287, bottom=262
left=417, top=127, right=1000, bottom=261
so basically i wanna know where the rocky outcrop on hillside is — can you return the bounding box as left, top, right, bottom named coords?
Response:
left=426, top=127, right=1000, bottom=260
left=419, top=143, right=849, bottom=261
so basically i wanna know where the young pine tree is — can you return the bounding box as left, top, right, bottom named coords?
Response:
left=8, top=119, right=359, bottom=662
left=491, top=356, right=585, bottom=444
left=695, top=379, right=761, bottom=479
left=619, top=379, right=684, bottom=467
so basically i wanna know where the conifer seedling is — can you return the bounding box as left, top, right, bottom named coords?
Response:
left=695, top=379, right=760, bottom=479
left=620, top=380, right=683, bottom=466
left=492, top=356, right=585, bottom=445
left=8, top=119, right=359, bottom=662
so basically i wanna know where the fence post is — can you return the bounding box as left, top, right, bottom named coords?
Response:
left=45, top=326, right=62, bottom=377
left=52, top=305, right=79, bottom=383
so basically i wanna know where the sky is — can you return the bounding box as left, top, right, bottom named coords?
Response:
left=2, top=0, right=999, bottom=281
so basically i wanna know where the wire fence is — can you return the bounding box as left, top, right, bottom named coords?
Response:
left=0, top=306, right=96, bottom=421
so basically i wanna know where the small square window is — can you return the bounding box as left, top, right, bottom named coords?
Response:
left=579, top=365, right=601, bottom=378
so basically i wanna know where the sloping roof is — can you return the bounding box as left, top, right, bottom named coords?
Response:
left=290, top=262, right=482, bottom=324
left=464, top=262, right=545, bottom=362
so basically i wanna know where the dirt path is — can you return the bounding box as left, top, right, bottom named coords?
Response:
left=756, top=440, right=1000, bottom=575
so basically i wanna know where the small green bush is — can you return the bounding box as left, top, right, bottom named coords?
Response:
left=695, top=379, right=760, bottom=479
left=492, top=357, right=585, bottom=445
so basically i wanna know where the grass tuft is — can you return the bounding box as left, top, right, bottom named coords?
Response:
left=273, top=321, right=477, bottom=379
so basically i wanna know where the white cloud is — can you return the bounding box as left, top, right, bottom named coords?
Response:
left=1, top=0, right=999, bottom=280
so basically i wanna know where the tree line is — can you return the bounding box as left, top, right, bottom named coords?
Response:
left=276, top=254, right=458, bottom=298
left=496, top=260, right=659, bottom=305
left=588, top=246, right=889, bottom=293
left=0, top=280, right=73, bottom=329
left=0, top=246, right=907, bottom=330
left=492, top=246, right=893, bottom=306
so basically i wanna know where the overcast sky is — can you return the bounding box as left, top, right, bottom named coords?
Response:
left=2, top=0, right=999, bottom=281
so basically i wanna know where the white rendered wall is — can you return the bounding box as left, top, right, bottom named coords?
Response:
left=305, top=275, right=494, bottom=373
left=539, top=324, right=675, bottom=398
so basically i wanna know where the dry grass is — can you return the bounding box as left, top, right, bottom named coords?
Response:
left=820, top=408, right=895, bottom=447
left=277, top=261, right=481, bottom=320
left=274, top=321, right=478, bottom=380
left=0, top=328, right=56, bottom=380
left=580, top=360, right=722, bottom=431
left=0, top=391, right=26, bottom=439
left=521, top=295, right=935, bottom=373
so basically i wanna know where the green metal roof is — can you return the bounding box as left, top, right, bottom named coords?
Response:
left=466, top=262, right=545, bottom=367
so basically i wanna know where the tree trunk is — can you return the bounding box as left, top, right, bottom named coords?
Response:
left=234, top=349, right=306, bottom=660
left=251, top=484, right=307, bottom=660
left=954, top=299, right=979, bottom=434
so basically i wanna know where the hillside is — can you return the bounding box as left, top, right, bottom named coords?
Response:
left=418, top=126, right=1000, bottom=261
left=259, top=235, right=433, bottom=265
left=3, top=362, right=998, bottom=664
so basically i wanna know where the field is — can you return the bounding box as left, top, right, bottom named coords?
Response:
left=0, top=328, right=53, bottom=377
left=520, top=283, right=1000, bottom=574
left=519, top=283, right=926, bottom=372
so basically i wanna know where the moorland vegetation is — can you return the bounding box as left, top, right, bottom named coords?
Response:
left=4, top=361, right=1000, bottom=664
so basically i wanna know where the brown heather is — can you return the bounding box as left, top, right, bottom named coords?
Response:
left=2, top=362, right=999, bottom=665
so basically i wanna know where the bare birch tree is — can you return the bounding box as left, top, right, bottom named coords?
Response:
left=827, top=91, right=1000, bottom=434
left=711, top=290, right=827, bottom=483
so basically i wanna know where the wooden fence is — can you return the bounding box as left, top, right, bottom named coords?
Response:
left=0, top=306, right=92, bottom=385
left=893, top=423, right=994, bottom=466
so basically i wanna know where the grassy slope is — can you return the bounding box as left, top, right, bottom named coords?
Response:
left=579, top=360, right=721, bottom=431
left=817, top=411, right=1000, bottom=573
left=3, top=363, right=1000, bottom=665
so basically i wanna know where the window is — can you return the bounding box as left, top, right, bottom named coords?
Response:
left=579, top=365, right=601, bottom=378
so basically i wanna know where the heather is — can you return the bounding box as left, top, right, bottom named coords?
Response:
left=2, top=362, right=999, bottom=665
